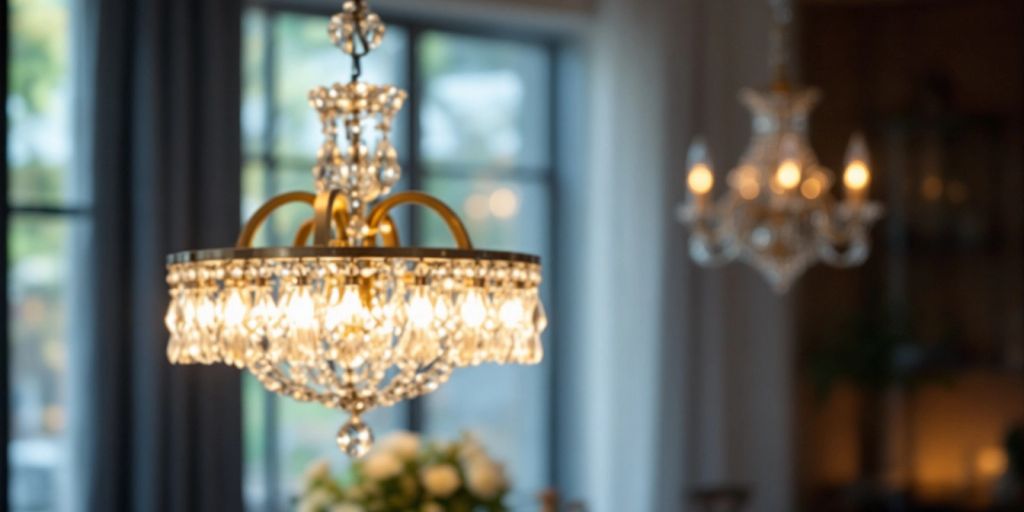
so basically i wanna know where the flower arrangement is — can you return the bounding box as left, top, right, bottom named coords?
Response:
left=299, top=431, right=510, bottom=512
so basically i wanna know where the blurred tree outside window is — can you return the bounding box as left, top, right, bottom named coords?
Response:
left=7, top=0, right=91, bottom=510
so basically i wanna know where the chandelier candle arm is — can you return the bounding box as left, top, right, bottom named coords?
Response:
left=165, top=0, right=546, bottom=458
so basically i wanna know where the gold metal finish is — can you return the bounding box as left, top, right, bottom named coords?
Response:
left=368, top=191, right=473, bottom=250
left=235, top=189, right=470, bottom=253
left=236, top=191, right=316, bottom=248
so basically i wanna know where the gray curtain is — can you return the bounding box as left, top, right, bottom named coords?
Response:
left=85, top=0, right=244, bottom=510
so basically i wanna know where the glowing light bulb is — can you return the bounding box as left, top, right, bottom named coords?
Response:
left=197, top=296, right=216, bottom=329
left=687, top=163, right=715, bottom=196
left=775, top=160, right=801, bottom=190
left=685, top=137, right=715, bottom=199
left=287, top=289, right=317, bottom=328
left=461, top=290, right=487, bottom=328
left=407, top=290, right=434, bottom=329
left=843, top=160, right=870, bottom=191
left=498, top=297, right=524, bottom=328
left=223, top=290, right=247, bottom=328
left=843, top=132, right=871, bottom=202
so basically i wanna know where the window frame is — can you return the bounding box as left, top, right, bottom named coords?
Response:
left=243, top=1, right=564, bottom=508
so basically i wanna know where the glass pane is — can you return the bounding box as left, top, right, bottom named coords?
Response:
left=420, top=177, right=550, bottom=256
left=7, top=0, right=85, bottom=207
left=273, top=13, right=409, bottom=161
left=419, top=32, right=550, bottom=174
left=419, top=176, right=552, bottom=499
left=242, top=9, right=268, bottom=157
left=8, top=214, right=88, bottom=511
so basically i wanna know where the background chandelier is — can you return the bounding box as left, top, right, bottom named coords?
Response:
left=164, top=0, right=546, bottom=457
left=677, top=0, right=882, bottom=293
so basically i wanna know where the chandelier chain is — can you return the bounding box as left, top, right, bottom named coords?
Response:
left=349, top=0, right=372, bottom=82
left=768, top=0, right=794, bottom=87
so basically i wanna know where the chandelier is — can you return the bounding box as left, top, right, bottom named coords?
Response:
left=164, top=0, right=547, bottom=457
left=677, top=1, right=882, bottom=293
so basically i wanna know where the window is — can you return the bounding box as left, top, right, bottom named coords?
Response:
left=241, top=4, right=558, bottom=510
left=6, top=0, right=88, bottom=510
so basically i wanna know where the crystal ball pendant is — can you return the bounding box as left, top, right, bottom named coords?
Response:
left=336, top=415, right=374, bottom=457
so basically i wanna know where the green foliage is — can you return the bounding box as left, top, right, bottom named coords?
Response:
left=10, top=0, right=69, bottom=114
left=300, top=433, right=510, bottom=512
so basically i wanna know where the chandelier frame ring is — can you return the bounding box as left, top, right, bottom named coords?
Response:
left=166, top=246, right=540, bottom=265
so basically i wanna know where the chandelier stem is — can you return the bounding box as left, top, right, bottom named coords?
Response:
left=349, top=0, right=372, bottom=82
left=768, top=0, right=794, bottom=90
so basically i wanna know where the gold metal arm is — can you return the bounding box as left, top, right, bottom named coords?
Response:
left=236, top=191, right=316, bottom=248
left=368, top=191, right=473, bottom=250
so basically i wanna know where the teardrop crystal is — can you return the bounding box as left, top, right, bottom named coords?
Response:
left=336, top=416, right=374, bottom=457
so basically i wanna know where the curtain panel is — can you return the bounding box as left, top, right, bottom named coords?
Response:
left=85, top=0, right=243, bottom=510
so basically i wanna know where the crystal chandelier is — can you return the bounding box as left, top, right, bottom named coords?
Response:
left=164, top=0, right=547, bottom=457
left=677, top=0, right=882, bottom=293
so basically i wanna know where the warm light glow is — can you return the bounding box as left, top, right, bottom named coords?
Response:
left=775, top=160, right=801, bottom=190
left=687, top=163, right=715, bottom=195
left=325, top=285, right=364, bottom=331
left=498, top=297, right=524, bottom=328
left=288, top=289, right=317, bottom=328
left=464, top=194, right=489, bottom=220
left=736, top=166, right=760, bottom=200
left=801, top=176, right=823, bottom=200
left=843, top=160, right=870, bottom=191
left=921, top=174, right=943, bottom=202
left=976, top=447, right=1008, bottom=479
left=489, top=188, right=519, bottom=219
left=407, top=291, right=434, bottom=329
left=460, top=291, right=487, bottom=328
left=223, top=290, right=246, bottom=328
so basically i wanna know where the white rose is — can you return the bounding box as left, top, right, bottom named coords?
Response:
left=465, top=459, right=507, bottom=500
left=297, top=489, right=333, bottom=512
left=420, top=464, right=461, bottom=498
left=330, top=504, right=365, bottom=512
left=379, top=431, right=421, bottom=460
left=362, top=451, right=403, bottom=481
left=303, top=460, right=331, bottom=487
left=458, top=435, right=485, bottom=462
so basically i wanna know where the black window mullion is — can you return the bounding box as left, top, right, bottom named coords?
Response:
left=405, top=23, right=426, bottom=434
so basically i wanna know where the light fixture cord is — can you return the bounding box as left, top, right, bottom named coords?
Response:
left=768, top=0, right=793, bottom=89
left=350, top=0, right=372, bottom=82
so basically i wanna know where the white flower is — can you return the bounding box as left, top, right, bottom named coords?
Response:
left=465, top=459, right=507, bottom=500
left=420, top=464, right=462, bottom=498
left=362, top=451, right=403, bottom=481
left=421, top=503, right=444, bottom=512
left=458, top=435, right=486, bottom=462
left=330, top=504, right=364, bottom=512
left=297, top=489, right=333, bottom=512
left=379, top=431, right=421, bottom=460
left=302, top=459, right=331, bottom=488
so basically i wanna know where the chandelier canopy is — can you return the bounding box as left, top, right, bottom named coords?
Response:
left=164, top=0, right=547, bottom=457
left=677, top=1, right=882, bottom=292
